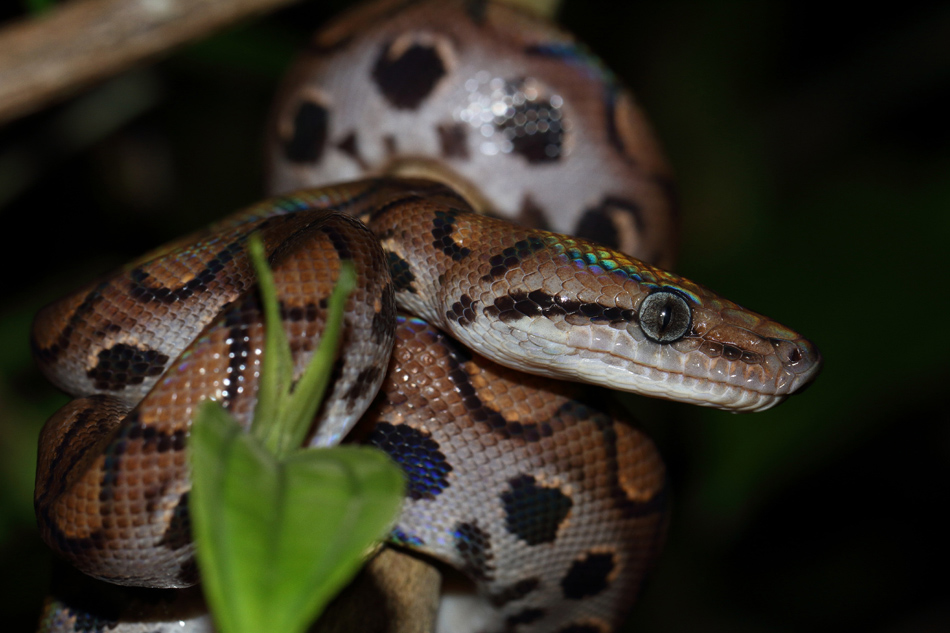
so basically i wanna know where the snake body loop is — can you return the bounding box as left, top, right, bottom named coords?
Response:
left=34, top=3, right=821, bottom=632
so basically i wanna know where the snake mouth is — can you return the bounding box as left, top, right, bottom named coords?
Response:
left=553, top=322, right=823, bottom=412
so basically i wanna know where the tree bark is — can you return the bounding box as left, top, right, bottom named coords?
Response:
left=312, top=547, right=442, bottom=633
left=0, top=0, right=301, bottom=126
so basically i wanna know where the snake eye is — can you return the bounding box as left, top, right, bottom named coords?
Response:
left=639, top=290, right=691, bottom=343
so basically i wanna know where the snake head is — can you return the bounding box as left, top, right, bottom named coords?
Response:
left=442, top=230, right=822, bottom=413
left=615, top=278, right=823, bottom=412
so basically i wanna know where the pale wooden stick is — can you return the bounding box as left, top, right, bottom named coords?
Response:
left=312, top=547, right=442, bottom=633
left=0, top=0, right=301, bottom=125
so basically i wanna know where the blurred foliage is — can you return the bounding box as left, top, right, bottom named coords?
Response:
left=1, top=0, right=947, bottom=631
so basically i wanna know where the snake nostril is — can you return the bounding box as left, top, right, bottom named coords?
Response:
left=788, top=347, right=803, bottom=365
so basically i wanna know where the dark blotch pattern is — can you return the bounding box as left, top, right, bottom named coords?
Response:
left=506, top=608, right=545, bottom=626
left=129, top=240, right=244, bottom=304
left=320, top=224, right=353, bottom=260
left=496, top=79, right=564, bottom=163
left=386, top=251, right=417, bottom=294
left=432, top=209, right=472, bottom=260
left=221, top=296, right=258, bottom=409
left=372, top=41, right=446, bottom=109
left=32, top=282, right=106, bottom=364
left=157, top=492, right=191, bottom=551
left=575, top=197, right=644, bottom=250
left=453, top=521, right=495, bottom=581
left=501, top=474, right=573, bottom=546
left=437, top=122, right=469, bottom=159
left=555, top=400, right=667, bottom=520
left=483, top=237, right=547, bottom=281
left=343, top=366, right=384, bottom=404
left=489, top=577, right=541, bottom=606
left=284, top=100, right=328, bottom=164
left=336, top=130, right=365, bottom=169
left=280, top=301, right=319, bottom=323
left=124, top=422, right=187, bottom=454
left=391, top=527, right=425, bottom=547
left=484, top=290, right=637, bottom=325
left=440, top=333, right=553, bottom=442
left=368, top=422, right=452, bottom=500
left=371, top=284, right=396, bottom=344
left=86, top=344, right=169, bottom=391
left=446, top=294, right=477, bottom=326
left=561, top=551, right=615, bottom=599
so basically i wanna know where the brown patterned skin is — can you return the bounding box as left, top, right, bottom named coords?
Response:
left=34, top=2, right=823, bottom=632
left=34, top=180, right=819, bottom=633
left=267, top=0, right=678, bottom=268
left=354, top=316, right=668, bottom=633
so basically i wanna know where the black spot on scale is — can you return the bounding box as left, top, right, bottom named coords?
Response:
left=438, top=332, right=554, bottom=442
left=575, top=196, right=645, bottom=251
left=221, top=294, right=258, bottom=410
left=32, top=282, right=107, bottom=364
left=372, top=39, right=446, bottom=110
left=431, top=208, right=471, bottom=261
left=453, top=521, right=495, bottom=581
left=284, top=100, right=328, bottom=164
left=129, top=239, right=245, bottom=304
left=554, top=400, right=668, bottom=520
left=157, top=492, right=191, bottom=552
left=437, top=122, right=469, bottom=159
left=506, top=609, right=545, bottom=626
left=445, top=294, right=477, bottom=326
left=561, top=551, right=616, bottom=599
left=481, top=237, right=547, bottom=281
left=367, top=422, right=452, bottom=500
left=39, top=396, right=122, bottom=505
left=386, top=251, right=417, bottom=294
left=336, top=131, right=368, bottom=170
left=501, top=474, right=573, bottom=546
left=489, top=577, right=541, bottom=607
left=484, top=290, right=637, bottom=325
left=124, top=421, right=187, bottom=454
left=280, top=301, right=319, bottom=323
left=371, top=284, right=396, bottom=345
left=38, top=504, right=101, bottom=560
left=492, top=78, right=565, bottom=163
left=320, top=224, right=353, bottom=260
left=86, top=344, right=169, bottom=391
left=343, top=366, right=384, bottom=404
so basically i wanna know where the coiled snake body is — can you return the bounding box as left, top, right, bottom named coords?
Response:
left=33, top=2, right=821, bottom=632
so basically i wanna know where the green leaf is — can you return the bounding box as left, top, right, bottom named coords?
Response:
left=277, top=260, right=355, bottom=455
left=247, top=234, right=294, bottom=451
left=190, top=401, right=405, bottom=633
left=247, top=233, right=357, bottom=458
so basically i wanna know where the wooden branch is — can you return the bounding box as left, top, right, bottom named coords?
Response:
left=0, top=0, right=302, bottom=126
left=312, top=547, right=442, bottom=633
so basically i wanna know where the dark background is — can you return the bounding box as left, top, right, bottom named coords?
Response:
left=1, top=1, right=947, bottom=631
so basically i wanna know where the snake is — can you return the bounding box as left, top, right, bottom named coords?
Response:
left=31, top=2, right=822, bottom=633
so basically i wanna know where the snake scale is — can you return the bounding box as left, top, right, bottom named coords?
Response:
left=32, top=2, right=822, bottom=632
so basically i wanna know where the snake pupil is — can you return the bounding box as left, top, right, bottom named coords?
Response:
left=639, top=290, right=691, bottom=344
